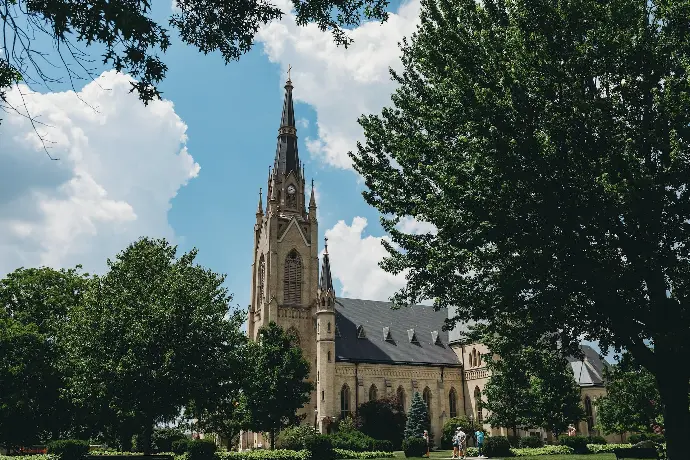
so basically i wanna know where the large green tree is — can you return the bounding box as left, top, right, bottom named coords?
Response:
left=243, top=322, right=313, bottom=450
left=0, top=266, right=92, bottom=446
left=596, top=352, right=665, bottom=436
left=0, top=0, right=389, bottom=104
left=61, top=237, right=246, bottom=454
left=357, top=395, right=407, bottom=449
left=350, top=0, right=690, bottom=457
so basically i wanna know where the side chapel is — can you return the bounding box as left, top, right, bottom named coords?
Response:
left=237, top=77, right=618, bottom=449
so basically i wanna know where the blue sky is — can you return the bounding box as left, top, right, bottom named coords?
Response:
left=0, top=0, right=609, bottom=360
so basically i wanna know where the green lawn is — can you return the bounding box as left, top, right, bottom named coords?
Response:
left=387, top=451, right=616, bottom=460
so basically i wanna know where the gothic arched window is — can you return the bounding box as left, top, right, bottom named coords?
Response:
left=397, top=386, right=406, bottom=411
left=284, top=250, right=302, bottom=304
left=584, top=396, right=594, bottom=432
left=369, top=384, right=378, bottom=401
left=449, top=387, right=458, bottom=418
left=327, top=350, right=332, bottom=362
left=474, top=387, right=483, bottom=424
left=423, top=387, right=432, bottom=416
left=341, top=384, right=351, bottom=419
left=257, top=254, right=265, bottom=304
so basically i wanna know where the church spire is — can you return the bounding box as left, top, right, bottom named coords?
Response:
left=309, top=179, right=316, bottom=209
left=274, top=68, right=300, bottom=176
left=320, top=237, right=334, bottom=292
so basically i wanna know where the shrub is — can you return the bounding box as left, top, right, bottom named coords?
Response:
left=187, top=439, right=217, bottom=460
left=328, top=430, right=376, bottom=452
left=153, top=428, right=188, bottom=452
left=0, top=456, right=57, bottom=460
left=334, top=449, right=394, bottom=459
left=587, top=443, right=632, bottom=454
left=587, top=435, right=607, bottom=445
left=558, top=435, right=589, bottom=454
left=465, top=447, right=478, bottom=457
left=357, top=396, right=406, bottom=450
left=217, top=450, right=310, bottom=460
left=483, top=436, right=512, bottom=458
left=507, top=435, right=521, bottom=448
left=518, top=436, right=544, bottom=448
left=629, top=433, right=665, bottom=444
left=511, top=445, right=574, bottom=456
left=304, top=435, right=334, bottom=460
left=172, top=439, right=191, bottom=454
left=277, top=426, right=318, bottom=451
left=47, top=440, right=90, bottom=460
left=371, top=440, right=393, bottom=452
left=402, top=437, right=427, bottom=458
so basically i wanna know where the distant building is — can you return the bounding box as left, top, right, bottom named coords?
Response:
left=237, top=78, right=621, bottom=449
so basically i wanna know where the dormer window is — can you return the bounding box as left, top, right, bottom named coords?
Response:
left=408, top=328, right=419, bottom=344
left=431, top=331, right=443, bottom=346
left=383, top=326, right=393, bottom=342
left=357, top=325, right=366, bottom=339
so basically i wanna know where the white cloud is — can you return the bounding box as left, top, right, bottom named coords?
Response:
left=395, top=216, right=437, bottom=235
left=257, top=0, right=421, bottom=169
left=296, top=117, right=309, bottom=129
left=324, top=217, right=406, bottom=300
left=0, top=70, right=199, bottom=276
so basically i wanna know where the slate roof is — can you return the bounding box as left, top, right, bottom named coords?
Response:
left=334, top=298, right=461, bottom=366
left=568, top=344, right=608, bottom=387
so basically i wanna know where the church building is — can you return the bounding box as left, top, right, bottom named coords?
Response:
left=238, top=77, right=616, bottom=449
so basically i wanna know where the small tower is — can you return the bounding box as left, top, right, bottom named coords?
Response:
left=316, top=237, right=336, bottom=432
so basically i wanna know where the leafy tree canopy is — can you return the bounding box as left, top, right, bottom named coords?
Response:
left=0, top=0, right=389, bottom=104
left=350, top=0, right=690, bottom=457
left=0, top=266, right=92, bottom=447
left=243, top=321, right=313, bottom=449
left=61, top=237, right=246, bottom=453
left=596, top=352, right=665, bottom=435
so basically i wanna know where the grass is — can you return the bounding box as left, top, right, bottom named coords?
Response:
left=384, top=451, right=616, bottom=460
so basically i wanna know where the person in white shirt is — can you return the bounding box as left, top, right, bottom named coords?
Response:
left=453, top=428, right=467, bottom=459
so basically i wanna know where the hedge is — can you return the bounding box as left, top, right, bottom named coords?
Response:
left=334, top=450, right=394, bottom=459
left=511, top=446, right=574, bottom=456
left=587, top=443, right=633, bottom=454
left=0, top=456, right=57, bottom=460
left=216, top=450, right=310, bottom=460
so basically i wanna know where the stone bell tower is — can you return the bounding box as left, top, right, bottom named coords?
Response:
left=246, top=76, right=320, bottom=436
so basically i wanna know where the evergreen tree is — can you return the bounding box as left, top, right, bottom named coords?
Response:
left=404, top=392, right=431, bottom=441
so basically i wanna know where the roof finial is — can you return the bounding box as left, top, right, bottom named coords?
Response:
left=257, top=187, right=263, bottom=214
left=324, top=236, right=329, bottom=254
left=287, top=64, right=292, bottom=82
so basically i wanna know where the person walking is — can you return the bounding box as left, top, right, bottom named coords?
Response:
left=475, top=429, right=485, bottom=458
left=452, top=427, right=460, bottom=459
left=457, top=428, right=467, bottom=460
left=423, top=430, right=430, bottom=457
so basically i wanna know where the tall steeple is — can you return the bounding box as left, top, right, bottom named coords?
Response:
left=274, top=74, right=300, bottom=176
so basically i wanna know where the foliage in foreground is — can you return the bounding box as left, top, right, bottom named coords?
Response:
left=356, top=396, right=407, bottom=450
left=1, top=0, right=389, bottom=106
left=350, top=0, right=690, bottom=457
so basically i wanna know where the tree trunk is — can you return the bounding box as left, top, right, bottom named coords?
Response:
left=270, top=429, right=276, bottom=450
left=655, top=368, right=690, bottom=460
left=142, top=423, right=153, bottom=456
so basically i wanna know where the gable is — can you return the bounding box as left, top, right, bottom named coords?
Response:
left=277, top=216, right=311, bottom=246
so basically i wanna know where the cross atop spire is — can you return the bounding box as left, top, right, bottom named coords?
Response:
left=287, top=64, right=292, bottom=82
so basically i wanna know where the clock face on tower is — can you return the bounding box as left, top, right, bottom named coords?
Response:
left=287, top=185, right=296, bottom=195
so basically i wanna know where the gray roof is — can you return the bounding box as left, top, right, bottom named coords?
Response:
left=334, top=298, right=461, bottom=366
left=568, top=344, right=608, bottom=387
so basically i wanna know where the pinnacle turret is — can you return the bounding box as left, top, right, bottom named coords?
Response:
left=320, top=237, right=334, bottom=293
